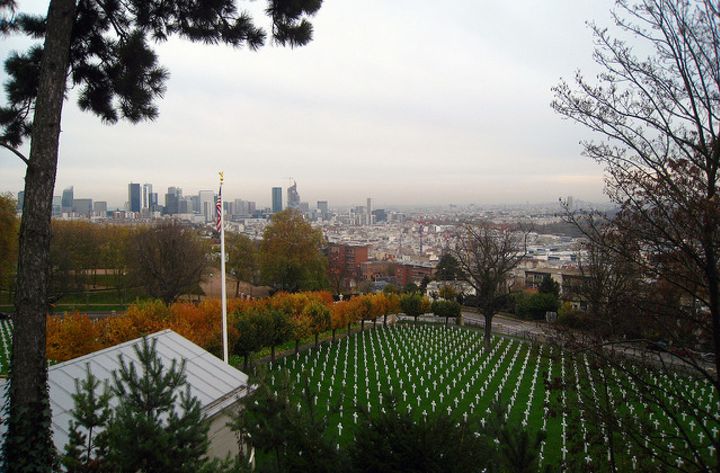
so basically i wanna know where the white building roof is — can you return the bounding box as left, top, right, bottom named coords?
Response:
left=1, top=329, right=249, bottom=453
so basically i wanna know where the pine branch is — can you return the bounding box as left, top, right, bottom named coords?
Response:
left=0, top=141, right=28, bottom=164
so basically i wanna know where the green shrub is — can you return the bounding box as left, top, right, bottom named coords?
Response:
left=515, top=292, right=560, bottom=320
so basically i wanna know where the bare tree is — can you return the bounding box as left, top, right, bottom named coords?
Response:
left=552, top=0, right=720, bottom=469
left=127, top=223, right=209, bottom=304
left=451, top=221, right=527, bottom=349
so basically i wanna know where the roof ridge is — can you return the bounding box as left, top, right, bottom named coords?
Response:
left=48, top=328, right=174, bottom=371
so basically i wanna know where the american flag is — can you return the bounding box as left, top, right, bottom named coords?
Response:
left=215, top=186, right=222, bottom=233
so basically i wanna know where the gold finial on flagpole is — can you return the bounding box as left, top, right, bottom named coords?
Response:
left=219, top=171, right=224, bottom=185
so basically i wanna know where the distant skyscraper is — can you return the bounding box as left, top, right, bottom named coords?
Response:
left=128, top=183, right=141, bottom=212
left=190, top=195, right=200, bottom=213
left=149, top=192, right=158, bottom=210
left=198, top=190, right=215, bottom=223
left=52, top=196, right=62, bottom=216
left=272, top=187, right=282, bottom=213
left=234, top=198, right=257, bottom=216
left=317, top=201, right=328, bottom=220
left=94, top=201, right=107, bottom=216
left=287, top=181, right=300, bottom=209
left=164, top=186, right=182, bottom=215
left=16, top=191, right=24, bottom=212
left=366, top=197, right=373, bottom=225
left=73, top=198, right=93, bottom=217
left=179, top=196, right=190, bottom=214
left=61, top=186, right=74, bottom=213
left=142, top=183, right=153, bottom=210
left=566, top=195, right=574, bottom=210
left=372, top=208, right=387, bottom=223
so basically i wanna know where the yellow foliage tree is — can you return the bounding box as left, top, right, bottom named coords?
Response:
left=46, top=313, right=101, bottom=362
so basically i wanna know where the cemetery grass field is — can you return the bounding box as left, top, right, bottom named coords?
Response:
left=0, top=319, right=11, bottom=375
left=266, top=323, right=719, bottom=471
left=0, top=318, right=715, bottom=469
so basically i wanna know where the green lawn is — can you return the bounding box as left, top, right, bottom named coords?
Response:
left=266, top=323, right=719, bottom=471
left=0, top=318, right=715, bottom=469
left=0, top=319, right=12, bottom=375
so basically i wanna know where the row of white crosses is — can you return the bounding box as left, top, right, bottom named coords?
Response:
left=270, top=323, right=719, bottom=469
left=553, top=345, right=720, bottom=471
left=0, top=319, right=12, bottom=372
left=274, top=324, right=547, bottom=451
left=537, top=346, right=553, bottom=468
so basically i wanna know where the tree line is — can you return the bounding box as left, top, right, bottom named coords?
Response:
left=44, top=291, right=452, bottom=370
left=0, top=208, right=329, bottom=306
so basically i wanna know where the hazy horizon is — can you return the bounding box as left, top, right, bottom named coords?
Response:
left=1, top=0, right=618, bottom=208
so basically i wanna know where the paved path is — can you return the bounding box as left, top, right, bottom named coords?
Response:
left=461, top=311, right=548, bottom=341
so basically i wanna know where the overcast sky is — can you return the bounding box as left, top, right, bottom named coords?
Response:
left=0, top=0, right=617, bottom=209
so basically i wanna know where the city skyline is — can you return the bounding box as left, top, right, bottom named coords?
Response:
left=1, top=0, right=616, bottom=206
left=15, top=179, right=599, bottom=213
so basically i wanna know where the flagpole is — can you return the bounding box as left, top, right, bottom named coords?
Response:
left=219, top=171, right=228, bottom=364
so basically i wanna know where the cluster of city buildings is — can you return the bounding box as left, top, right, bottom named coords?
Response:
left=14, top=182, right=593, bottom=306
left=17, top=180, right=393, bottom=226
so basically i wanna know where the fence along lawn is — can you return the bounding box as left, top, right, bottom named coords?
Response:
left=267, top=323, right=719, bottom=470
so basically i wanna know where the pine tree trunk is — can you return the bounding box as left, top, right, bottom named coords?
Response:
left=360, top=319, right=364, bottom=331
left=383, top=314, right=387, bottom=326
left=295, top=339, right=300, bottom=355
left=332, top=328, right=336, bottom=342
left=271, top=345, right=275, bottom=363
left=314, top=332, right=319, bottom=348
left=243, top=354, right=249, bottom=372
left=6, top=1, right=76, bottom=470
left=346, top=322, right=351, bottom=337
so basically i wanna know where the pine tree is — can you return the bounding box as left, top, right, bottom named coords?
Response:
left=62, top=337, right=216, bottom=472
left=61, top=366, right=113, bottom=473
left=538, top=274, right=559, bottom=298
left=104, top=337, right=209, bottom=473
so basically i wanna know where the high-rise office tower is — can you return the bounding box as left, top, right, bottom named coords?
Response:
left=317, top=201, right=328, bottom=220
left=164, top=186, right=182, bottom=215
left=73, top=198, right=93, bottom=217
left=93, top=201, right=107, bottom=216
left=272, top=187, right=282, bottom=213
left=52, top=196, right=62, bottom=216
left=142, top=183, right=153, bottom=210
left=198, top=190, right=215, bottom=223
left=128, top=183, right=141, bottom=212
left=61, top=186, right=74, bottom=213
left=287, top=180, right=300, bottom=209
left=366, top=197, right=373, bottom=225
left=16, top=191, right=24, bottom=212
